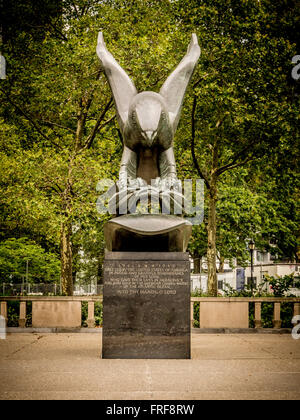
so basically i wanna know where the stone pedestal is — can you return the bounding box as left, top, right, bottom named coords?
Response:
left=102, top=252, right=190, bottom=359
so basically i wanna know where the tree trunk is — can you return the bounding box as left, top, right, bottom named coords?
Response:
left=207, top=177, right=218, bottom=296
left=193, top=256, right=200, bottom=273
left=218, top=255, right=225, bottom=273
left=97, top=257, right=104, bottom=285
left=60, top=158, right=74, bottom=296
left=60, top=221, right=73, bottom=295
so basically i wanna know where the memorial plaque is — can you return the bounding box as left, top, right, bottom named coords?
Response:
left=102, top=252, right=190, bottom=359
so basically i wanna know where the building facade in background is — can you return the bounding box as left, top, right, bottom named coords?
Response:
left=191, top=249, right=299, bottom=296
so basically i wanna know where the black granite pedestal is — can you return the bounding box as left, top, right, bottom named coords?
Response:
left=102, top=252, right=190, bottom=359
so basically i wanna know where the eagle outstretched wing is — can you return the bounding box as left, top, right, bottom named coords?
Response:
left=96, top=32, right=137, bottom=131
left=159, top=34, right=201, bottom=132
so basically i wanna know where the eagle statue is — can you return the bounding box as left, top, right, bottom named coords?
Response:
left=96, top=32, right=200, bottom=214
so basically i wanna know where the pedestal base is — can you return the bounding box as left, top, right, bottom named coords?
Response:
left=102, top=252, right=190, bottom=359
left=104, top=214, right=192, bottom=252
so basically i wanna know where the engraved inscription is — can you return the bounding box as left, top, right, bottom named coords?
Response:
left=102, top=254, right=191, bottom=359
left=104, top=261, right=189, bottom=296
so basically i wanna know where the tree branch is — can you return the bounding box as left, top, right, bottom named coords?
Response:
left=191, top=95, right=210, bottom=190
left=82, top=98, right=113, bottom=150
left=48, top=21, right=68, bottom=42
left=86, top=115, right=116, bottom=149
left=0, top=88, right=62, bottom=150
left=217, top=155, right=256, bottom=174
left=216, top=138, right=257, bottom=176
left=193, top=73, right=209, bottom=88
left=39, top=184, right=62, bottom=195
left=73, top=70, right=104, bottom=151
left=41, top=120, right=76, bottom=134
left=98, top=114, right=116, bottom=129
left=71, top=1, right=80, bottom=18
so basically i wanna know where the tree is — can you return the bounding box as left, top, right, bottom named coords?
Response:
left=0, top=237, right=60, bottom=284
left=1, top=0, right=298, bottom=298
left=175, top=0, right=300, bottom=295
left=1, top=1, right=117, bottom=294
left=0, top=0, right=188, bottom=294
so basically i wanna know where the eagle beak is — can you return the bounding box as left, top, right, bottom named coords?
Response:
left=146, top=131, right=153, bottom=141
left=143, top=130, right=156, bottom=144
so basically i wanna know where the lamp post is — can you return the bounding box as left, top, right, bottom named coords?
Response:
left=26, top=259, right=29, bottom=283
left=25, top=259, right=31, bottom=295
left=249, top=240, right=255, bottom=294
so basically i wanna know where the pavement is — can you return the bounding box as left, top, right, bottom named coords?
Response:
left=0, top=332, right=299, bottom=400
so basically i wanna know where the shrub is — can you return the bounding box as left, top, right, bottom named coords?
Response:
left=81, top=301, right=102, bottom=327
left=7, top=300, right=19, bottom=327
left=264, top=274, right=299, bottom=297
left=26, top=301, right=32, bottom=327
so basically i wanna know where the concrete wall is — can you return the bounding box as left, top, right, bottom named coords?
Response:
left=199, top=301, right=249, bottom=329
left=32, top=301, right=82, bottom=328
left=1, top=296, right=299, bottom=330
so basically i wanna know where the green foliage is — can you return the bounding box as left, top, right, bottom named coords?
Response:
left=0, top=0, right=184, bottom=291
left=178, top=0, right=300, bottom=267
left=263, top=274, right=299, bottom=297
left=222, top=281, right=270, bottom=297
left=81, top=301, right=102, bottom=327
left=0, top=238, right=60, bottom=284
left=280, top=302, right=294, bottom=328
left=192, top=302, right=200, bottom=328
left=6, top=301, right=33, bottom=327
left=260, top=303, right=274, bottom=328
left=94, top=302, right=103, bottom=327
left=26, top=301, right=32, bottom=327
left=7, top=301, right=19, bottom=327
left=81, top=301, right=88, bottom=327
left=0, top=0, right=299, bottom=291
left=249, top=303, right=255, bottom=328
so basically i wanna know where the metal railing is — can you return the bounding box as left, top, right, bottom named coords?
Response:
left=0, top=283, right=103, bottom=296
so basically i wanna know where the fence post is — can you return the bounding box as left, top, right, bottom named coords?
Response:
left=254, top=302, right=262, bottom=328
left=190, top=301, right=194, bottom=328
left=87, top=301, right=95, bottom=328
left=294, top=302, right=300, bottom=324
left=19, top=302, right=26, bottom=327
left=273, top=302, right=281, bottom=328
left=0, top=301, right=7, bottom=321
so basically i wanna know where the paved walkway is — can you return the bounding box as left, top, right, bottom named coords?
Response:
left=0, top=333, right=299, bottom=400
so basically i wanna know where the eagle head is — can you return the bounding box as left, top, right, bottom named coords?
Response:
left=128, top=92, right=170, bottom=147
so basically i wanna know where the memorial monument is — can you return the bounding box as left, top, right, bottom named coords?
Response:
left=97, top=32, right=200, bottom=358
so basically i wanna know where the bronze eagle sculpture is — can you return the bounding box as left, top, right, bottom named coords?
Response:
left=96, top=32, right=200, bottom=214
